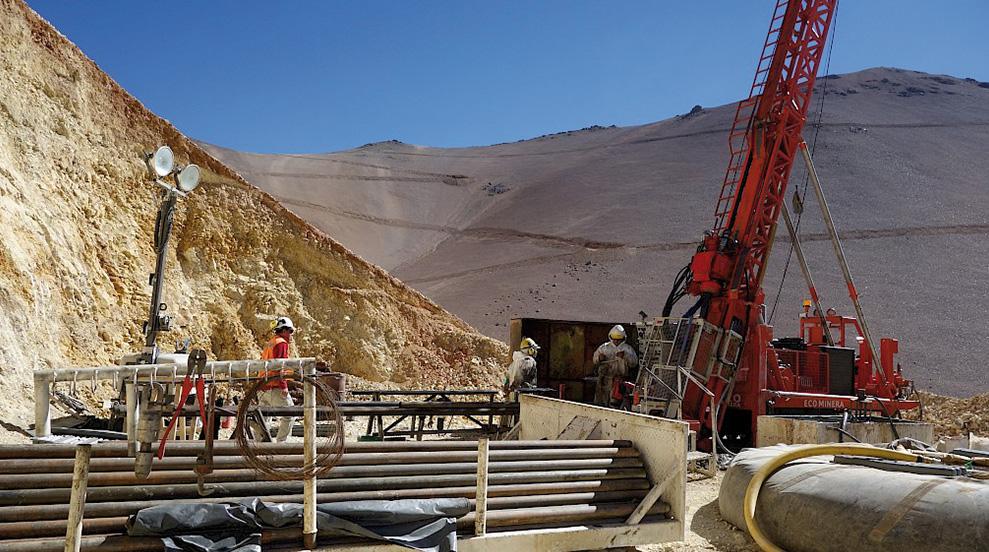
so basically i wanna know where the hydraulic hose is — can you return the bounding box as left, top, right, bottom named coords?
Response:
left=743, top=444, right=921, bottom=552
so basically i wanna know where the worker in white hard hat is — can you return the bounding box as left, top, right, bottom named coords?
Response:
left=592, top=325, right=638, bottom=407
left=257, top=316, right=296, bottom=441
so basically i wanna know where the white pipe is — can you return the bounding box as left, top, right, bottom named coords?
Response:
left=780, top=202, right=834, bottom=346
left=37, top=358, right=316, bottom=382
left=34, top=373, right=52, bottom=438
left=799, top=144, right=888, bottom=386
left=125, top=383, right=138, bottom=455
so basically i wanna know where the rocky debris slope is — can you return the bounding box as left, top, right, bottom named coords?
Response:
left=912, top=391, right=989, bottom=438
left=0, top=0, right=506, bottom=443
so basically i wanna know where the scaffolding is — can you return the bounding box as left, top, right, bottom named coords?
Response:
left=634, top=318, right=742, bottom=418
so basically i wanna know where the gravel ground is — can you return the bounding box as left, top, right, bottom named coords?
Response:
left=639, top=472, right=758, bottom=552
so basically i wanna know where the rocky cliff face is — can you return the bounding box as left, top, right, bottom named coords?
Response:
left=0, top=0, right=506, bottom=442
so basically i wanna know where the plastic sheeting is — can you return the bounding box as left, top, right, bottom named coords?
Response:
left=719, top=445, right=989, bottom=552
left=127, top=497, right=470, bottom=552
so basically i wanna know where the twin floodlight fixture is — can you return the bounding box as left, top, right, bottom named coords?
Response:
left=144, top=145, right=201, bottom=195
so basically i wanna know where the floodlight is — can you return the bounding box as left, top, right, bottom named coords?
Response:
left=176, top=164, right=201, bottom=193
left=149, top=145, right=175, bottom=177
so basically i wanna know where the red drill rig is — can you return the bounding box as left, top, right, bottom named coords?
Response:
left=640, top=0, right=919, bottom=450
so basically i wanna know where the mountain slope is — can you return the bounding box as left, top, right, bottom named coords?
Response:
left=208, top=68, right=989, bottom=397
left=0, top=0, right=505, bottom=442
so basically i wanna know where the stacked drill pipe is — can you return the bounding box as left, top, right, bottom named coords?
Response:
left=0, top=440, right=669, bottom=551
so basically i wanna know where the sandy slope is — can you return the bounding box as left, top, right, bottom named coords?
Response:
left=208, top=68, right=989, bottom=398
left=0, top=0, right=506, bottom=443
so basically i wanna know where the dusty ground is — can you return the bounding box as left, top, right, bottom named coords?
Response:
left=641, top=473, right=757, bottom=552
left=0, top=1, right=507, bottom=443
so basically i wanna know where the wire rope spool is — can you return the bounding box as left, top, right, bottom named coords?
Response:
left=233, top=373, right=344, bottom=480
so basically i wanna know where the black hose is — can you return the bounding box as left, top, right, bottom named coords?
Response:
left=874, top=397, right=901, bottom=441
left=662, top=265, right=691, bottom=317
left=713, top=339, right=744, bottom=458
left=829, top=425, right=862, bottom=443
left=837, top=410, right=849, bottom=443
left=682, top=294, right=709, bottom=320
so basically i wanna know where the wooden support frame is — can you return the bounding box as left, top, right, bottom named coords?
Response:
left=625, top=469, right=680, bottom=525
left=474, top=438, right=489, bottom=536
left=63, top=443, right=92, bottom=552
left=518, top=395, right=687, bottom=540
left=303, top=364, right=317, bottom=549
left=309, top=520, right=682, bottom=551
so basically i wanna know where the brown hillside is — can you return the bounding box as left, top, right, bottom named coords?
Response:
left=207, top=68, right=989, bottom=398
left=0, top=0, right=506, bottom=443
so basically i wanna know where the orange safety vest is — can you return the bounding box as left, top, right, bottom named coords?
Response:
left=260, top=336, right=293, bottom=383
left=261, top=336, right=287, bottom=361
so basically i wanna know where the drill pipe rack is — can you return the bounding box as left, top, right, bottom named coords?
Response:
left=0, top=437, right=683, bottom=551
left=32, top=358, right=316, bottom=443
left=9, top=396, right=687, bottom=551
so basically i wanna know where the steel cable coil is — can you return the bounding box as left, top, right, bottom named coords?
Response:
left=233, top=374, right=344, bottom=480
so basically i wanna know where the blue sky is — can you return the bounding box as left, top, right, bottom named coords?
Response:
left=28, top=1, right=988, bottom=154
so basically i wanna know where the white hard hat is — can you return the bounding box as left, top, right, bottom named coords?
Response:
left=609, top=325, right=626, bottom=341
left=272, top=316, right=295, bottom=333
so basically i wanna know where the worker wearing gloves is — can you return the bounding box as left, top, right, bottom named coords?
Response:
left=500, top=337, right=539, bottom=429
left=592, top=325, right=638, bottom=407
left=258, top=316, right=296, bottom=442
left=504, top=337, right=539, bottom=401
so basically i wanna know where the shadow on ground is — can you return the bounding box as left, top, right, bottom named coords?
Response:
left=689, top=498, right=758, bottom=552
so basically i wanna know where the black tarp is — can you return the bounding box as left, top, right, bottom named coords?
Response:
left=126, top=498, right=470, bottom=552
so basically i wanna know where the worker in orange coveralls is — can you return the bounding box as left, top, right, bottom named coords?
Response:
left=259, top=316, right=296, bottom=441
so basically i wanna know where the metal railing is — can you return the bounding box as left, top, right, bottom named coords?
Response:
left=33, top=358, right=316, bottom=441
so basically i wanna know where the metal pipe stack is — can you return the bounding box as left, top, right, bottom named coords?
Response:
left=0, top=440, right=669, bottom=551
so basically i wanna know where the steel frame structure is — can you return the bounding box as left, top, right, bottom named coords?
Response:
left=668, top=0, right=919, bottom=448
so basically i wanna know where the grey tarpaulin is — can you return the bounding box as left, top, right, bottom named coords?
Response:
left=126, top=498, right=470, bottom=552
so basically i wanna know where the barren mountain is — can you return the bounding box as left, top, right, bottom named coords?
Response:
left=207, top=68, right=989, bottom=398
left=0, top=0, right=505, bottom=443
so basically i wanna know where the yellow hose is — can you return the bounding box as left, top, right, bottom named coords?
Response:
left=742, top=444, right=922, bottom=552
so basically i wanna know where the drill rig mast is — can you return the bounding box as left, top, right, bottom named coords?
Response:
left=644, top=0, right=918, bottom=449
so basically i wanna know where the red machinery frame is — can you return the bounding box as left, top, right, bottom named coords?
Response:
left=797, top=305, right=916, bottom=404
left=670, top=0, right=918, bottom=448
